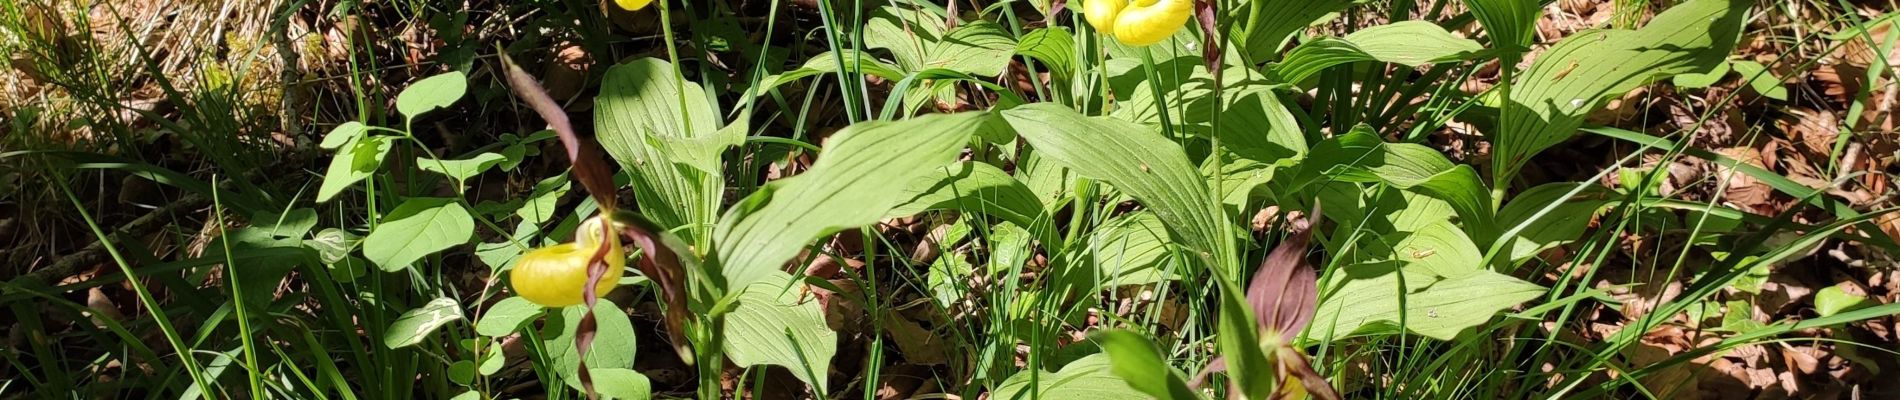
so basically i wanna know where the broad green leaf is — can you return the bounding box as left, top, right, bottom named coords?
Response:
left=1312, top=262, right=1544, bottom=340
left=597, top=59, right=737, bottom=239
left=1815, top=284, right=1872, bottom=317
left=476, top=297, right=543, bottom=337
left=363, top=198, right=475, bottom=271
left=1094, top=330, right=1203, bottom=400
left=889, top=161, right=1047, bottom=232
left=448, top=360, right=475, bottom=385
left=1003, top=104, right=1238, bottom=276
left=991, top=353, right=1150, bottom=399
left=1463, top=0, right=1540, bottom=54
left=1234, top=0, right=1362, bottom=61
left=863, top=7, right=1016, bottom=76
left=478, top=346, right=504, bottom=375
left=1017, top=27, right=1076, bottom=79
left=1298, top=131, right=1495, bottom=240
left=1274, top=21, right=1484, bottom=84
left=547, top=300, right=637, bottom=390
left=1351, top=220, right=1483, bottom=278
left=396, top=71, right=468, bottom=119
left=723, top=272, right=836, bottom=391
left=749, top=50, right=908, bottom=99
left=591, top=368, right=652, bottom=400
left=252, top=208, right=317, bottom=239
left=1730, top=60, right=1788, bottom=100
left=316, top=135, right=393, bottom=202
left=383, top=297, right=463, bottom=348
left=715, top=112, right=994, bottom=292
left=1082, top=212, right=1177, bottom=286
left=515, top=174, right=571, bottom=225
left=1493, top=0, right=1745, bottom=183
left=418, top=152, right=507, bottom=183
left=1105, top=57, right=1304, bottom=163
left=1672, top=59, right=1731, bottom=88
left=319, top=121, right=366, bottom=150
left=1495, top=183, right=1616, bottom=265
left=304, top=228, right=359, bottom=264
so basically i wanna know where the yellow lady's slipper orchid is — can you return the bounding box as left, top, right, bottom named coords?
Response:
left=614, top=0, right=654, bottom=11
left=1082, top=0, right=1193, bottom=46
left=511, top=217, right=626, bottom=307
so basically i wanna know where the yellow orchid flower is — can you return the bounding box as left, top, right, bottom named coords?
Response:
left=511, top=216, right=627, bottom=307
left=1082, top=0, right=1193, bottom=46
left=614, top=0, right=654, bottom=11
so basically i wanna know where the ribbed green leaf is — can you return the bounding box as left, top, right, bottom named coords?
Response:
left=864, top=7, right=1016, bottom=76
left=889, top=161, right=1046, bottom=231
left=1234, top=0, right=1362, bottom=62
left=1313, top=263, right=1543, bottom=340
left=1275, top=21, right=1484, bottom=84
left=1298, top=131, right=1495, bottom=241
left=1003, top=104, right=1237, bottom=275
left=723, top=272, right=835, bottom=391
left=1080, top=212, right=1177, bottom=286
left=991, top=354, right=1151, bottom=399
left=1095, top=330, right=1204, bottom=400
left=1463, top=0, right=1540, bottom=53
left=1493, top=0, right=1746, bottom=183
left=596, top=59, right=739, bottom=240
left=714, top=112, right=995, bottom=291
left=547, top=300, right=637, bottom=391
left=1017, top=27, right=1076, bottom=79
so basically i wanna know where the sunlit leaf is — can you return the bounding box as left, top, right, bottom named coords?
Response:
left=1312, top=262, right=1543, bottom=340
left=723, top=272, right=836, bottom=391
left=384, top=297, right=464, bottom=348
left=396, top=71, right=468, bottom=119
left=362, top=198, right=475, bottom=271
left=715, top=112, right=996, bottom=292
left=1493, top=0, right=1746, bottom=184
left=991, top=354, right=1151, bottom=399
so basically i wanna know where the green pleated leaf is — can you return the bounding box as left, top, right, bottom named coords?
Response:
left=1494, top=183, right=1616, bottom=265
left=1094, top=330, right=1203, bottom=400
left=362, top=198, right=474, bottom=271
left=723, top=272, right=836, bottom=391
left=714, top=112, right=995, bottom=291
left=1313, top=262, right=1544, bottom=340
left=1493, top=0, right=1746, bottom=184
left=1730, top=60, right=1788, bottom=100
left=1275, top=21, right=1485, bottom=84
left=991, top=354, right=1152, bottom=400
left=596, top=58, right=737, bottom=239
left=889, top=161, right=1047, bottom=231
left=1298, top=130, right=1495, bottom=241
left=1002, top=104, right=1236, bottom=276
left=1349, top=220, right=1484, bottom=279
left=864, top=7, right=1016, bottom=76
left=1234, top=0, right=1363, bottom=62
left=1463, top=0, right=1541, bottom=54
left=1081, top=212, right=1177, bottom=287
left=1017, top=27, right=1076, bottom=79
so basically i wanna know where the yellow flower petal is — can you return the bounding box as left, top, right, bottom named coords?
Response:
left=1111, top=0, right=1192, bottom=46
left=614, top=0, right=654, bottom=11
left=511, top=241, right=626, bottom=308
left=1083, top=0, right=1127, bottom=37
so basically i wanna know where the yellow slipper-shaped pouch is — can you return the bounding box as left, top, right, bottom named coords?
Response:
left=511, top=217, right=627, bottom=307
left=1083, top=0, right=1192, bottom=46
